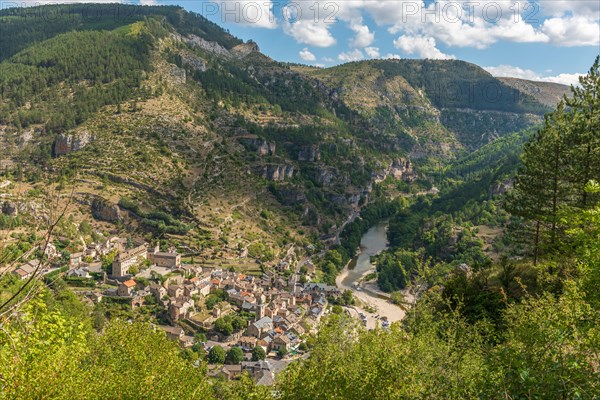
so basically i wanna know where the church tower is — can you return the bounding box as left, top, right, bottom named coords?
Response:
left=256, top=294, right=266, bottom=321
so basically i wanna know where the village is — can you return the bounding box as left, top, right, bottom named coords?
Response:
left=11, top=235, right=345, bottom=385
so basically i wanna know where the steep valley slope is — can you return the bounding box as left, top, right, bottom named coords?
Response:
left=0, top=4, right=569, bottom=264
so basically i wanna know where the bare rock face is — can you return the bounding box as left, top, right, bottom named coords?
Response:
left=242, top=138, right=276, bottom=156
left=298, top=145, right=320, bottom=162
left=347, top=193, right=362, bottom=208
left=490, top=179, right=514, bottom=196
left=17, top=128, right=34, bottom=145
left=390, top=159, right=414, bottom=181
left=314, top=167, right=337, bottom=186
left=181, top=52, right=207, bottom=72
left=185, top=35, right=231, bottom=58
left=170, top=64, right=187, bottom=84
left=278, top=188, right=308, bottom=206
left=257, top=165, right=294, bottom=181
left=54, top=131, right=94, bottom=156
left=231, top=40, right=260, bottom=59
left=374, top=159, right=414, bottom=183
left=329, top=194, right=347, bottom=206
left=91, top=198, right=122, bottom=223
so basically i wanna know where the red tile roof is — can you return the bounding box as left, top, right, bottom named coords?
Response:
left=123, top=279, right=137, bottom=288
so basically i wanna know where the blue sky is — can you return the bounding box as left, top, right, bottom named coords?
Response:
left=14, top=0, right=600, bottom=84
left=166, top=0, right=600, bottom=85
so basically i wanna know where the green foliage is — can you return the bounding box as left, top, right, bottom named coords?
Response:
left=205, top=289, right=228, bottom=310
left=247, top=242, right=275, bottom=262
left=0, top=294, right=215, bottom=399
left=376, top=250, right=418, bottom=292
left=226, top=346, right=245, bottom=364
left=340, top=290, right=354, bottom=306
left=0, top=4, right=241, bottom=62
left=277, top=282, right=599, bottom=399
left=507, top=57, right=600, bottom=263
left=371, top=59, right=548, bottom=114
left=208, top=345, right=226, bottom=364
left=214, top=314, right=246, bottom=336
left=278, top=347, right=288, bottom=358
left=118, top=197, right=192, bottom=235
left=251, top=345, right=266, bottom=361
left=0, top=26, right=153, bottom=132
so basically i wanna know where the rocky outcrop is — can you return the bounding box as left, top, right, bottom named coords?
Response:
left=231, top=40, right=260, bottom=59
left=256, top=165, right=294, bottom=181
left=170, top=64, right=186, bottom=84
left=390, top=159, right=414, bottom=181
left=242, top=138, right=276, bottom=156
left=1, top=201, right=18, bottom=216
left=326, top=192, right=363, bottom=209
left=347, top=193, right=362, bottom=208
left=314, top=167, right=336, bottom=186
left=329, top=194, right=347, bottom=206
left=374, top=159, right=414, bottom=183
left=490, top=179, right=514, bottom=196
left=278, top=188, right=308, bottom=206
left=303, top=205, right=320, bottom=226
left=181, top=52, right=207, bottom=72
left=54, top=131, right=94, bottom=156
left=91, top=198, right=122, bottom=223
left=298, top=145, right=320, bottom=162
left=185, top=35, right=232, bottom=58
left=17, top=128, right=34, bottom=145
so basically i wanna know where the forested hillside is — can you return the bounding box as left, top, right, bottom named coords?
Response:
left=0, top=3, right=562, bottom=266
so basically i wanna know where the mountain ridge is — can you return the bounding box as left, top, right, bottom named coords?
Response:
left=0, top=4, right=567, bottom=262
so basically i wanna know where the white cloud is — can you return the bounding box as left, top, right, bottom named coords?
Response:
left=394, top=35, right=455, bottom=59
left=484, top=64, right=584, bottom=86
left=543, top=73, right=584, bottom=86
left=384, top=53, right=402, bottom=60
left=356, top=1, right=598, bottom=50
left=541, top=16, right=600, bottom=46
left=483, top=64, right=541, bottom=80
left=219, top=0, right=277, bottom=29
left=299, top=47, right=316, bottom=61
left=322, top=57, right=336, bottom=63
left=283, top=19, right=336, bottom=47
left=538, top=0, right=600, bottom=18
left=139, top=0, right=157, bottom=5
left=338, top=49, right=364, bottom=62
left=349, top=22, right=375, bottom=48
left=364, top=46, right=380, bottom=58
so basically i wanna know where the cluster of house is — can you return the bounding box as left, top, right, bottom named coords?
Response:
left=12, top=259, right=41, bottom=280
left=211, top=276, right=340, bottom=359
left=12, top=241, right=61, bottom=280
left=11, top=237, right=169, bottom=280
left=108, top=263, right=341, bottom=363
left=10, top=234, right=344, bottom=385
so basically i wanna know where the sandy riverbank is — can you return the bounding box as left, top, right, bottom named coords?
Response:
left=336, top=265, right=411, bottom=327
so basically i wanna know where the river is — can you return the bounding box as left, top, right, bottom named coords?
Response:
left=335, top=221, right=409, bottom=326
left=341, top=222, right=389, bottom=288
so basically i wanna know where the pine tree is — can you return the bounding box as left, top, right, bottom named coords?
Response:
left=564, top=56, right=600, bottom=208
left=507, top=125, right=554, bottom=264
left=507, top=57, right=600, bottom=263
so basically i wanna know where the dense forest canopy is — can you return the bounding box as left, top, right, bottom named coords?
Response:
left=0, top=4, right=242, bottom=61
